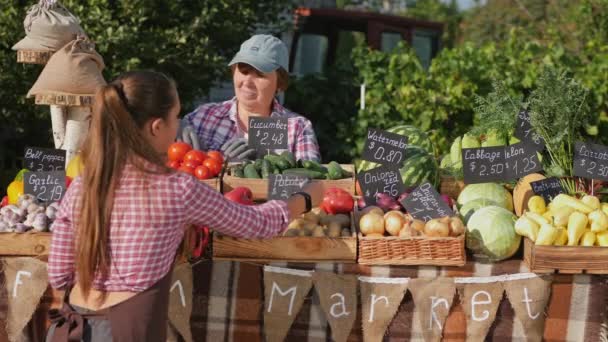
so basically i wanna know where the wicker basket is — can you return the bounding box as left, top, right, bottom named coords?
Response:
left=357, top=233, right=466, bottom=266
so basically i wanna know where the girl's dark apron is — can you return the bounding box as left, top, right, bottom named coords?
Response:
left=47, top=270, right=172, bottom=342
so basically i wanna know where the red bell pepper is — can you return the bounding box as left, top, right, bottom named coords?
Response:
left=320, top=187, right=354, bottom=214
left=224, top=187, right=254, bottom=205
left=0, top=196, right=8, bottom=208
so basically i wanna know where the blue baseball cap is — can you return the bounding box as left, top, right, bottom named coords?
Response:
left=228, top=34, right=289, bottom=73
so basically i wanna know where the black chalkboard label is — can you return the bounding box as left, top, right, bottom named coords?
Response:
left=24, top=147, right=66, bottom=171
left=248, top=117, right=288, bottom=157
left=573, top=141, right=608, bottom=181
left=400, top=182, right=454, bottom=222
left=530, top=177, right=564, bottom=203
left=514, top=109, right=545, bottom=151
left=504, top=142, right=543, bottom=179
left=268, top=174, right=309, bottom=200
left=361, top=128, right=408, bottom=167
left=23, top=171, right=66, bottom=202
left=462, top=146, right=508, bottom=184
left=356, top=164, right=406, bottom=204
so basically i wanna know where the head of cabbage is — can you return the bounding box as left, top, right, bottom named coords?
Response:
left=457, top=183, right=513, bottom=212
left=466, top=205, right=520, bottom=262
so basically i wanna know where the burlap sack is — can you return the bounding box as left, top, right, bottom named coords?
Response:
left=458, top=282, right=504, bottom=342
left=359, top=277, right=409, bottom=342
left=503, top=276, right=552, bottom=342
left=12, top=1, right=85, bottom=51
left=263, top=267, right=313, bottom=342
left=312, top=272, right=357, bottom=342
left=409, top=277, right=456, bottom=342
left=168, top=263, right=193, bottom=342
left=27, top=37, right=106, bottom=98
left=2, top=258, right=48, bottom=342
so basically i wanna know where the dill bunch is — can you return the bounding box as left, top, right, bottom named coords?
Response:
left=470, top=80, right=523, bottom=142
left=528, top=66, right=592, bottom=194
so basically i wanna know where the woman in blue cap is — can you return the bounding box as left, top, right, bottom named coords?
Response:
left=181, top=34, right=321, bottom=162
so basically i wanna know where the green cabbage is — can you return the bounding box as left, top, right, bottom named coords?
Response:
left=459, top=198, right=499, bottom=224
left=466, top=206, right=521, bottom=262
left=457, top=183, right=514, bottom=212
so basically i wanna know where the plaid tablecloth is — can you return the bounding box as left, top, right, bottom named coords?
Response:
left=191, top=260, right=608, bottom=342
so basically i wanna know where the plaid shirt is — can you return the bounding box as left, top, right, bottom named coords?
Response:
left=185, top=97, right=321, bottom=162
left=48, top=161, right=289, bottom=292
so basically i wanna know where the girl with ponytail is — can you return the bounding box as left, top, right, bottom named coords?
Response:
left=47, top=71, right=324, bottom=342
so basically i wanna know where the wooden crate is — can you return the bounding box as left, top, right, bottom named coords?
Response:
left=212, top=212, right=357, bottom=263
left=200, top=177, right=220, bottom=192
left=439, top=175, right=465, bottom=200
left=523, top=238, right=608, bottom=274
left=222, top=164, right=355, bottom=200
left=0, top=232, right=51, bottom=256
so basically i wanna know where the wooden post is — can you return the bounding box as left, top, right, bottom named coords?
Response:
left=49, top=105, right=67, bottom=149
left=63, top=106, right=91, bottom=167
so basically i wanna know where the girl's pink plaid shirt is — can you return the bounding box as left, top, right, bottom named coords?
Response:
left=48, top=161, right=289, bottom=292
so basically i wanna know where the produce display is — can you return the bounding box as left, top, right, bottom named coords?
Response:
left=0, top=194, right=58, bottom=233
left=227, top=151, right=352, bottom=180
left=358, top=207, right=465, bottom=239
left=515, top=194, right=608, bottom=247
left=166, top=142, right=224, bottom=180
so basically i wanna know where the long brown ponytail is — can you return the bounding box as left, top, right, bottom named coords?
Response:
left=76, top=71, right=177, bottom=297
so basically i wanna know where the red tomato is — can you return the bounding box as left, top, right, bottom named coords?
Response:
left=184, top=150, right=207, bottom=165
left=194, top=165, right=212, bottom=180
left=183, top=160, right=202, bottom=169
left=168, top=142, right=192, bottom=162
left=178, top=164, right=195, bottom=176
left=65, top=176, right=73, bottom=188
left=203, top=158, right=223, bottom=176
left=167, top=160, right=181, bottom=169
left=206, top=150, right=224, bottom=164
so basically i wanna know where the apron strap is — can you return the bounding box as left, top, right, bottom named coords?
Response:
left=49, top=298, right=108, bottom=342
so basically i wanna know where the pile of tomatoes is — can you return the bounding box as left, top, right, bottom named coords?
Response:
left=167, top=142, right=224, bottom=180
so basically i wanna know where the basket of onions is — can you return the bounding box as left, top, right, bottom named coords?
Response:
left=356, top=193, right=466, bottom=266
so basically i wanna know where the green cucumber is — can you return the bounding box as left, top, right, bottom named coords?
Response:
left=327, top=161, right=344, bottom=180
left=232, top=165, right=245, bottom=178
left=280, top=151, right=296, bottom=168
left=282, top=168, right=326, bottom=179
left=302, top=160, right=326, bottom=174
left=261, top=160, right=272, bottom=179
left=244, top=164, right=261, bottom=179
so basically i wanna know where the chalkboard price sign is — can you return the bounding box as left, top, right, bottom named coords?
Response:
left=400, top=182, right=454, bottom=222
left=573, top=141, right=608, bottom=181
left=268, top=174, right=309, bottom=200
left=248, top=117, right=288, bottom=157
left=504, top=142, right=543, bottom=179
left=462, top=146, right=508, bottom=184
left=23, top=171, right=66, bottom=203
left=24, top=147, right=66, bottom=171
left=530, top=177, right=564, bottom=203
left=356, top=164, right=405, bottom=204
left=514, top=109, right=545, bottom=151
left=361, top=128, right=409, bottom=167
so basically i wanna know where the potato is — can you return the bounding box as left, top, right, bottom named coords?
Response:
left=302, top=211, right=320, bottom=224
left=283, top=229, right=299, bottom=237
left=328, top=222, right=342, bottom=237
left=303, top=221, right=318, bottom=231
left=311, top=207, right=327, bottom=219
left=312, top=226, right=326, bottom=237
left=287, top=218, right=307, bottom=230
left=341, top=228, right=351, bottom=237
left=298, top=228, right=312, bottom=237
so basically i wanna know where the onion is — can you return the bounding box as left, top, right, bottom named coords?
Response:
left=449, top=216, right=465, bottom=236
left=359, top=213, right=385, bottom=236
left=360, top=206, right=384, bottom=217
left=424, top=219, right=450, bottom=237
left=399, top=222, right=420, bottom=237
left=365, top=233, right=384, bottom=238
left=410, top=219, right=425, bottom=233
left=384, top=211, right=405, bottom=236
left=375, top=193, right=401, bottom=212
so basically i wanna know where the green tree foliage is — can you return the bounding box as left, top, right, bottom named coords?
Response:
left=0, top=0, right=290, bottom=188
